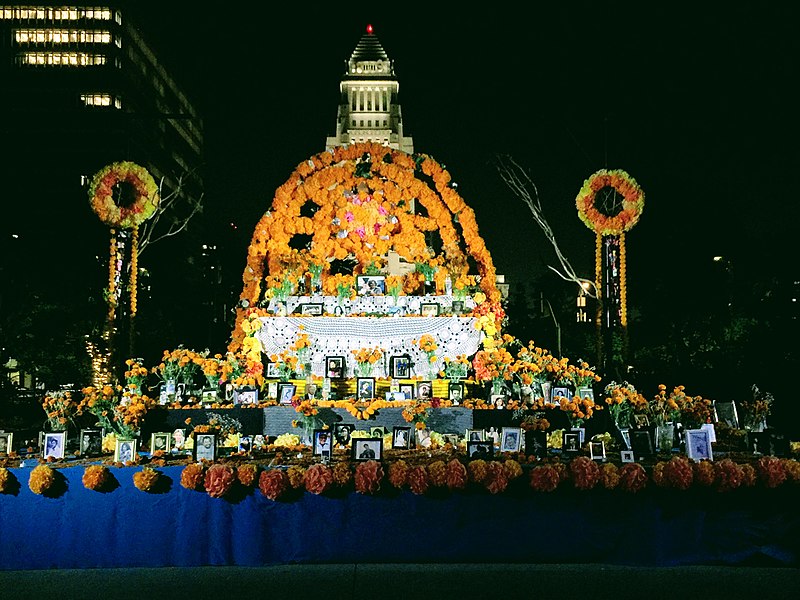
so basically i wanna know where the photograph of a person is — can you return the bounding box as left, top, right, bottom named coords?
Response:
left=420, top=302, right=439, bottom=317
left=238, top=435, right=252, bottom=453
left=686, top=429, right=713, bottom=462
left=467, top=429, right=485, bottom=442
left=491, top=394, right=505, bottom=410
left=0, top=432, right=13, bottom=455
left=451, top=300, right=465, bottom=314
left=551, top=386, right=571, bottom=401
left=370, top=426, right=385, bottom=439
left=448, top=382, right=464, bottom=404
left=467, top=440, right=493, bottom=460
left=562, top=432, right=580, bottom=453
left=399, top=383, right=415, bottom=399
left=172, top=429, right=186, bottom=450
left=265, top=362, right=279, bottom=379
left=353, top=438, right=382, bottom=461
left=392, top=426, right=411, bottom=449
left=500, top=427, right=522, bottom=452
left=325, top=356, right=345, bottom=379
left=237, top=386, right=258, bottom=404
left=150, top=432, right=171, bottom=455
left=356, top=275, right=386, bottom=296
left=576, top=388, right=594, bottom=401
left=525, top=430, right=548, bottom=459
left=195, top=434, right=216, bottom=461
left=313, top=430, right=332, bottom=456
left=278, top=383, right=297, bottom=405
left=333, top=424, right=354, bottom=447
left=416, top=428, right=432, bottom=448
left=43, top=432, right=66, bottom=459
left=389, top=355, right=411, bottom=378
left=416, top=380, right=432, bottom=400
left=713, top=400, right=739, bottom=429
left=590, top=441, right=606, bottom=461
left=114, top=438, right=136, bottom=463
left=357, top=377, right=375, bottom=400
left=79, top=429, right=102, bottom=456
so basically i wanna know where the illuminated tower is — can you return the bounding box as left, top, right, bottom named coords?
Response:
left=325, top=24, right=413, bottom=153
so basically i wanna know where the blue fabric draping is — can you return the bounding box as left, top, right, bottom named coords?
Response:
left=1, top=465, right=798, bottom=570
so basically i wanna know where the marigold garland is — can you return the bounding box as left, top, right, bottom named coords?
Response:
left=569, top=456, right=600, bottom=491
left=88, top=161, right=160, bottom=229
left=332, top=462, right=353, bottom=487
left=82, top=465, right=112, bottom=491
left=484, top=461, right=509, bottom=494
left=133, top=467, right=161, bottom=492
left=29, top=465, right=56, bottom=495
left=757, top=456, right=787, bottom=489
left=618, top=462, right=648, bottom=493
left=286, top=465, right=306, bottom=489
left=445, top=458, right=468, bottom=490
left=576, top=168, right=644, bottom=236
left=427, top=460, right=448, bottom=487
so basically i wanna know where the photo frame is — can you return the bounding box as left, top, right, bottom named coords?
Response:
left=201, top=389, right=217, bottom=405
left=278, top=383, right=297, bottom=405
left=442, top=433, right=460, bottom=447
left=172, top=429, right=186, bottom=450
left=392, top=426, right=412, bottom=449
left=356, top=275, right=386, bottom=296
left=114, top=438, right=136, bottom=463
left=448, top=382, right=464, bottom=404
left=79, top=429, right=101, bottom=457
left=590, top=440, right=606, bottom=461
left=633, top=413, right=650, bottom=429
left=562, top=431, right=580, bottom=453
left=420, top=302, right=440, bottom=317
left=325, top=356, right=346, bottom=379
left=43, top=432, right=66, bottom=459
left=490, top=394, right=506, bottom=410
left=300, top=303, right=323, bottom=316
left=150, top=432, right=171, bottom=455
left=685, top=428, right=713, bottom=462
left=267, top=381, right=278, bottom=400
left=333, top=423, right=354, bottom=447
left=265, top=362, right=280, bottom=379
left=389, top=354, right=412, bottom=379
left=630, top=430, right=654, bottom=459
left=551, top=386, right=571, bottom=401
left=399, top=383, right=415, bottom=399
left=415, top=380, right=433, bottom=400
left=500, top=427, right=522, bottom=452
left=619, top=428, right=632, bottom=450
left=524, top=430, right=548, bottom=458
left=576, top=387, right=594, bottom=401
left=467, top=440, right=494, bottom=460
left=194, top=433, right=217, bottom=461
left=0, top=431, right=13, bottom=455
left=748, top=431, right=771, bottom=455
left=238, top=435, right=252, bottom=453
left=620, top=450, right=635, bottom=463
left=352, top=438, right=383, bottom=461
left=370, top=426, right=386, bottom=439
left=451, top=300, right=465, bottom=314
left=313, top=429, right=332, bottom=457
left=237, top=386, right=258, bottom=404
left=466, top=428, right=485, bottom=442
left=713, top=400, right=739, bottom=429
left=357, top=377, right=376, bottom=400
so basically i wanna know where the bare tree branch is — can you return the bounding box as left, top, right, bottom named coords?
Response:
left=494, top=154, right=598, bottom=299
left=138, top=168, right=204, bottom=256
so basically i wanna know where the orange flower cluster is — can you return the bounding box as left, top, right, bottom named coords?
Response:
left=0, top=468, right=17, bottom=494
left=133, top=467, right=161, bottom=492
left=82, top=465, right=112, bottom=491
left=576, top=168, right=644, bottom=236
left=293, top=400, right=317, bottom=417
left=41, top=390, right=80, bottom=431
left=28, top=465, right=56, bottom=495
left=351, top=346, right=383, bottom=365
left=472, top=345, right=515, bottom=382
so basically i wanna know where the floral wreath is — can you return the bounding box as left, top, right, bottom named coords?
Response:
left=575, top=168, right=644, bottom=236
left=89, top=161, right=160, bottom=229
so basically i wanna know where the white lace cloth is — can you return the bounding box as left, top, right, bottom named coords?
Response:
left=256, top=316, right=483, bottom=378
left=269, top=294, right=476, bottom=316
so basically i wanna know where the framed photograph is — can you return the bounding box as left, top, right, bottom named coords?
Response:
left=576, top=387, right=594, bottom=401
left=633, top=413, right=650, bottom=429
left=150, top=432, right=171, bottom=455
left=300, top=303, right=323, bottom=316
left=552, top=386, right=571, bottom=401
left=325, top=356, right=346, bottom=379
left=267, top=381, right=278, bottom=399
left=466, top=428, right=485, bottom=442
left=443, top=433, right=460, bottom=447
left=619, top=428, right=632, bottom=450
left=389, top=354, right=412, bottom=379
left=313, top=429, right=332, bottom=457
left=416, top=380, right=433, bottom=400
left=356, top=275, right=386, bottom=296
left=500, top=427, right=522, bottom=452
left=172, top=429, right=186, bottom=450
left=278, top=383, right=297, bottom=405
left=451, top=300, right=465, bottom=314
left=201, top=389, right=217, bottom=405
left=590, top=440, right=606, bottom=461
left=490, top=394, right=506, bottom=410
left=448, top=382, right=464, bottom=404
left=352, top=438, right=383, bottom=461
left=238, top=435, right=252, bottom=453
left=194, top=433, right=216, bottom=461
left=416, top=427, right=432, bottom=448
left=630, top=430, right=654, bottom=459
left=686, top=428, right=713, bottom=462
left=562, top=431, right=580, bottom=453
left=392, top=426, right=412, bottom=449
left=620, top=450, right=635, bottom=463
left=713, top=400, right=739, bottom=429
left=333, top=423, right=354, bottom=447
left=399, top=383, right=415, bottom=399
left=524, top=430, right=548, bottom=459
left=114, top=438, right=136, bottom=463
left=265, top=362, right=280, bottom=379
left=43, top=432, right=66, bottom=459
left=357, top=377, right=376, bottom=400
left=467, top=440, right=494, bottom=460
left=748, top=431, right=771, bottom=455
left=237, top=386, right=258, bottom=404
left=79, top=429, right=101, bottom=456
left=420, top=302, right=440, bottom=317
left=370, top=426, right=385, bottom=439
left=0, top=432, right=13, bottom=455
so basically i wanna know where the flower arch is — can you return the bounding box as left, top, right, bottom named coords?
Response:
left=231, top=142, right=500, bottom=351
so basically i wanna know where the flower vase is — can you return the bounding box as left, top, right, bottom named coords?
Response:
left=311, top=274, right=322, bottom=295
left=655, top=422, right=675, bottom=452
left=355, top=363, right=373, bottom=378
left=301, top=417, right=320, bottom=446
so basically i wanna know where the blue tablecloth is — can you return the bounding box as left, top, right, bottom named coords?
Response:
left=1, top=465, right=798, bottom=570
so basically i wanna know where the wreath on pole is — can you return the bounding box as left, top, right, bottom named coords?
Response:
left=575, top=168, right=644, bottom=236
left=88, top=161, right=160, bottom=229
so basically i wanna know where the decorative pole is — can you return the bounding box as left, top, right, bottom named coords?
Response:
left=87, top=161, right=159, bottom=384
left=576, top=169, right=644, bottom=380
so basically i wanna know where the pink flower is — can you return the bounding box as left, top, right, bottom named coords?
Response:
left=205, top=464, right=235, bottom=498
left=304, top=464, right=334, bottom=495
left=354, top=460, right=384, bottom=495
left=345, top=211, right=355, bottom=222
left=259, top=469, right=290, bottom=501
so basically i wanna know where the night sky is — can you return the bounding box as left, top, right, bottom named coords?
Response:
left=121, top=3, right=799, bottom=404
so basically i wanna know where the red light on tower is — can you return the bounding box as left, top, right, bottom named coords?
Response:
left=366, top=24, right=373, bottom=34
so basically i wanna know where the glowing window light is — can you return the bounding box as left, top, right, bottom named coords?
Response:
left=0, top=7, right=112, bottom=20
left=22, top=52, right=107, bottom=66
left=15, top=29, right=112, bottom=44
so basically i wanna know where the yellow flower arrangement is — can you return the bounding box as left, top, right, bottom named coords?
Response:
left=41, top=390, right=80, bottom=432
left=78, top=384, right=156, bottom=438
left=352, top=346, right=384, bottom=377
